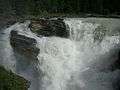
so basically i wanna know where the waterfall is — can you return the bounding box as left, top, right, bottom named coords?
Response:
left=64, top=18, right=120, bottom=90
left=0, top=18, right=120, bottom=90
left=0, top=23, right=20, bottom=72
left=32, top=18, right=120, bottom=90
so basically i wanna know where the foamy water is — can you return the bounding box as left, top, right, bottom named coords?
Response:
left=0, top=18, right=120, bottom=90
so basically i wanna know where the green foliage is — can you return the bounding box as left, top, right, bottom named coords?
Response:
left=0, top=66, right=29, bottom=90
left=0, top=0, right=120, bottom=16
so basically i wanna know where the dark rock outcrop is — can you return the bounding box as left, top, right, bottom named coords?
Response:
left=10, top=18, right=68, bottom=59
left=109, top=50, right=120, bottom=90
left=30, top=18, right=69, bottom=38
left=111, top=51, right=120, bottom=70
left=10, top=30, right=41, bottom=90
left=10, top=30, right=39, bottom=59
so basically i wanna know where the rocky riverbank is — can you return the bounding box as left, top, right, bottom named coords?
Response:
left=0, top=66, right=30, bottom=90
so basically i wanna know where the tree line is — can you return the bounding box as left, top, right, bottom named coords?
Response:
left=0, top=0, right=120, bottom=16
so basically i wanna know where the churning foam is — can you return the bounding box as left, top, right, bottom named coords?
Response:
left=1, top=19, right=120, bottom=90
left=64, top=18, right=120, bottom=90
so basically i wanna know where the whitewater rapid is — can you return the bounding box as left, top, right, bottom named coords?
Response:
left=0, top=18, right=120, bottom=90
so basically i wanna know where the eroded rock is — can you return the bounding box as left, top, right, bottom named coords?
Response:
left=10, top=30, right=39, bottom=59
left=30, top=18, right=69, bottom=38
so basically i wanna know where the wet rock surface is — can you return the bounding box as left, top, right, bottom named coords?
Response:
left=108, top=50, right=120, bottom=90
left=10, top=27, right=41, bottom=90
left=10, top=30, right=39, bottom=59
left=10, top=18, right=69, bottom=59
left=111, top=50, right=120, bottom=70
left=8, top=18, right=120, bottom=90
left=30, top=18, right=69, bottom=38
left=9, top=18, right=70, bottom=90
left=0, top=65, right=30, bottom=90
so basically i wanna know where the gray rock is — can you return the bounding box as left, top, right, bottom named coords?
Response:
left=30, top=18, right=69, bottom=38
left=10, top=30, right=41, bottom=90
left=10, top=30, right=39, bottom=59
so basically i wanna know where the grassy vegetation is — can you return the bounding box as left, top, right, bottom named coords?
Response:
left=0, top=66, right=29, bottom=90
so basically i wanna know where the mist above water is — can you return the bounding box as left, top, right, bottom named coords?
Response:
left=0, top=18, right=120, bottom=90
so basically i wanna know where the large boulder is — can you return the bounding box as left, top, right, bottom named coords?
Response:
left=30, top=18, right=69, bottom=38
left=10, top=30, right=41, bottom=90
left=10, top=30, right=39, bottom=59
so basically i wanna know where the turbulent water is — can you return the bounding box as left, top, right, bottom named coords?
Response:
left=0, top=18, right=120, bottom=90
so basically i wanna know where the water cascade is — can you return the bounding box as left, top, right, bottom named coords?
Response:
left=0, top=18, right=120, bottom=90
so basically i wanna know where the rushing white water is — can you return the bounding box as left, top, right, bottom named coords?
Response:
left=0, top=23, right=20, bottom=72
left=64, top=18, right=120, bottom=90
left=0, top=18, right=120, bottom=90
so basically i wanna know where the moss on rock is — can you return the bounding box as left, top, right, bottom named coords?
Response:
left=0, top=66, right=29, bottom=90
